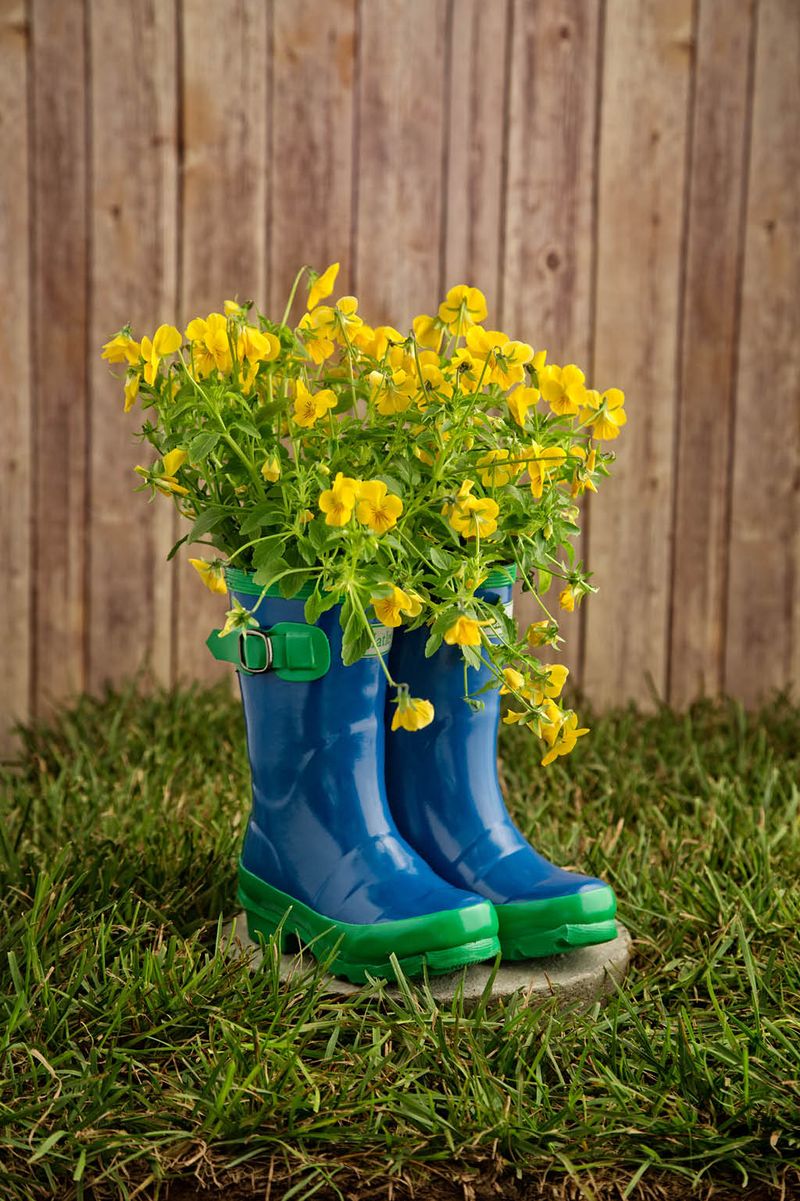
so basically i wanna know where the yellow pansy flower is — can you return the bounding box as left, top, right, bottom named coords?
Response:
left=530, top=663, right=569, bottom=706
left=526, top=441, right=567, bottom=499
left=238, top=325, right=280, bottom=364
left=579, top=388, right=627, bottom=440
left=292, top=380, right=337, bottom=428
left=162, top=448, right=187, bottom=476
left=507, top=385, right=540, bottom=428
left=559, top=585, right=576, bottom=612
left=308, top=262, right=340, bottom=310
left=224, top=299, right=243, bottom=316
left=438, top=285, right=488, bottom=335
left=412, top=313, right=443, bottom=351
left=371, top=584, right=422, bottom=628
left=297, top=306, right=337, bottom=364
left=332, top=295, right=363, bottom=341
left=185, top=313, right=231, bottom=377
left=499, top=667, right=526, bottom=695
left=539, top=364, right=587, bottom=415
left=356, top=480, right=403, bottom=534
left=526, top=620, right=558, bottom=648
left=261, top=455, right=281, bottom=483
left=443, top=615, right=490, bottom=647
left=318, top=471, right=357, bottom=526
left=477, top=449, right=519, bottom=488
left=569, top=445, right=598, bottom=496
left=449, top=495, right=500, bottom=540
left=140, top=324, right=182, bottom=385
left=123, top=371, right=140, bottom=412
left=465, top=326, right=534, bottom=390
left=391, top=692, right=435, bottom=732
left=368, top=360, right=417, bottom=415
left=189, top=557, right=228, bottom=595
left=102, top=331, right=141, bottom=365
left=540, top=710, right=589, bottom=767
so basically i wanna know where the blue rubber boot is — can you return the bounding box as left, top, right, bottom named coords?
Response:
left=384, top=572, right=617, bottom=959
left=217, top=570, right=500, bottom=983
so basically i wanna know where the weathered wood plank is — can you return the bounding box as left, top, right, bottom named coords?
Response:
left=443, top=0, right=508, bottom=317
left=669, top=0, right=756, bottom=708
left=354, top=0, right=448, bottom=326
left=583, top=0, right=694, bottom=708
left=88, top=0, right=178, bottom=693
left=724, top=0, right=800, bottom=705
left=269, top=0, right=356, bottom=314
left=500, top=0, right=601, bottom=677
left=30, top=0, right=89, bottom=712
left=0, top=0, right=31, bottom=754
left=176, top=0, right=269, bottom=683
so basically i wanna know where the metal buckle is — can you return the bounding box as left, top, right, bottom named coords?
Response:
left=238, top=629, right=272, bottom=674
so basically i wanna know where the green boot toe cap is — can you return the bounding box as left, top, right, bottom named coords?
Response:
left=495, top=883, right=618, bottom=960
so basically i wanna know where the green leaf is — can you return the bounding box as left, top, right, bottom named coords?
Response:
left=280, top=570, right=311, bottom=599
left=424, top=630, right=443, bottom=659
left=252, top=556, right=289, bottom=589
left=188, top=431, right=220, bottom=461
left=304, top=587, right=339, bottom=626
left=166, top=532, right=190, bottom=562
left=538, top=569, right=552, bottom=595
left=340, top=596, right=372, bottom=666
left=187, top=507, right=228, bottom=543
left=462, top=645, right=482, bottom=671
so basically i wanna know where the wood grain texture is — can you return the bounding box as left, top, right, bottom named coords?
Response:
left=269, top=0, right=356, bottom=313
left=583, top=0, right=694, bottom=708
left=501, top=0, right=601, bottom=677
left=29, top=0, right=89, bottom=713
left=724, top=0, right=800, bottom=704
left=443, top=0, right=509, bottom=316
left=668, top=0, right=756, bottom=707
left=88, top=0, right=178, bottom=693
left=354, top=0, right=448, bottom=325
left=0, top=0, right=31, bottom=754
left=176, top=0, right=269, bottom=683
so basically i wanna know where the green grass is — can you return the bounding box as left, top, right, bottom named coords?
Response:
left=1, top=685, right=799, bottom=1200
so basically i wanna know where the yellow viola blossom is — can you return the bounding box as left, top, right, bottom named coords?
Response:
left=356, top=480, right=403, bottom=534
left=307, top=262, right=340, bottom=310
left=477, top=449, right=519, bottom=488
left=123, top=371, right=140, bottom=412
left=540, top=710, right=589, bottom=767
left=559, top=585, right=576, bottom=612
left=499, top=667, right=526, bottom=694
left=391, top=692, right=435, bottom=732
left=224, top=299, right=243, bottom=316
left=238, top=325, right=280, bottom=364
left=412, top=313, right=443, bottom=351
left=438, top=285, right=488, bottom=335
left=185, top=313, right=231, bottom=377
left=371, top=584, right=422, bottom=628
left=102, top=331, right=141, bottom=365
left=539, top=364, right=588, bottom=416
left=261, top=455, right=281, bottom=483
left=297, top=306, right=337, bottom=364
left=507, top=385, right=540, bottom=428
left=189, top=557, right=228, bottom=595
left=140, top=324, right=182, bottom=385
left=526, top=441, right=567, bottom=499
left=449, top=495, right=500, bottom=540
left=465, top=326, right=534, bottom=389
left=444, top=615, right=490, bottom=647
left=569, top=445, right=598, bottom=496
left=368, top=360, right=417, bottom=415
left=580, top=387, right=627, bottom=440
left=292, top=380, right=337, bottom=428
left=416, top=361, right=453, bottom=410
left=332, top=295, right=363, bottom=341
left=530, top=663, right=569, bottom=706
left=318, top=471, right=358, bottom=526
left=446, top=348, right=486, bottom=395
left=526, top=620, right=558, bottom=648
left=162, top=448, right=187, bottom=476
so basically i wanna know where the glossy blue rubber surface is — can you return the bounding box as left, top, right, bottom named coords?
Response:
left=385, top=581, right=611, bottom=906
left=232, top=588, right=488, bottom=925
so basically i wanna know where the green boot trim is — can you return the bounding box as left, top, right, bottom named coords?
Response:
left=238, top=863, right=501, bottom=984
left=495, top=884, right=618, bottom=960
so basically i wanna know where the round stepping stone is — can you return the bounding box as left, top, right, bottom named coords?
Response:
left=225, top=912, right=632, bottom=1007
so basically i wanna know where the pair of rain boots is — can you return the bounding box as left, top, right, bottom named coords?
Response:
left=211, top=568, right=617, bottom=984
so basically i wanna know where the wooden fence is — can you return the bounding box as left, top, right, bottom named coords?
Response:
left=1, top=0, right=798, bottom=753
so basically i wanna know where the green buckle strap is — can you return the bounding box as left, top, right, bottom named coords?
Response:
left=206, top=622, right=331, bottom=681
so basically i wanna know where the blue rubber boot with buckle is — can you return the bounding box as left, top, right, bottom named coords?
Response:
left=384, top=567, right=618, bottom=960
left=207, top=568, right=500, bottom=984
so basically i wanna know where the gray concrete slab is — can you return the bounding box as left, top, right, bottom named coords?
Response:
left=224, top=912, right=632, bottom=1008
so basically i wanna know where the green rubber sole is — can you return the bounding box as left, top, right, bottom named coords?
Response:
left=238, top=863, right=501, bottom=984
left=495, top=884, right=618, bottom=959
